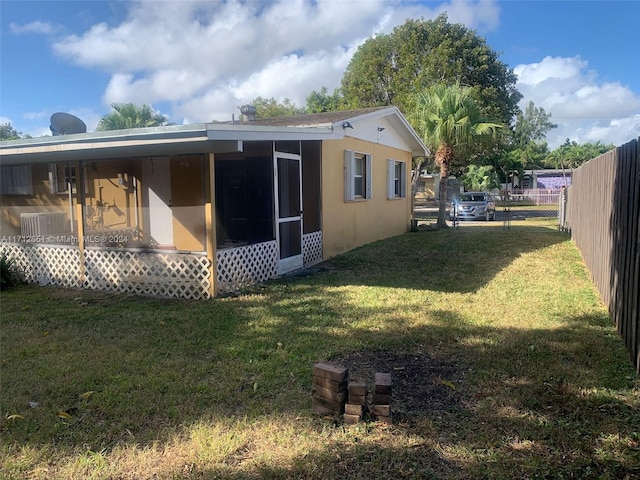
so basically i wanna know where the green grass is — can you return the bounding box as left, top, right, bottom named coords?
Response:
left=1, top=223, right=639, bottom=479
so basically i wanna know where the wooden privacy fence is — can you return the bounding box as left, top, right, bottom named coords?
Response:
left=562, top=137, right=639, bottom=373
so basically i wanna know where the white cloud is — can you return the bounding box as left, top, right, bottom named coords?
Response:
left=514, top=56, right=640, bottom=148
left=9, top=20, right=63, bottom=35
left=49, top=0, right=501, bottom=123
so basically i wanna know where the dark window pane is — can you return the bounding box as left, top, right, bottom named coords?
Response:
left=279, top=220, right=301, bottom=258
left=278, top=157, right=300, bottom=218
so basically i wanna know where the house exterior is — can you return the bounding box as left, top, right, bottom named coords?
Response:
left=520, top=169, right=572, bottom=190
left=414, top=172, right=460, bottom=203
left=0, top=107, right=428, bottom=299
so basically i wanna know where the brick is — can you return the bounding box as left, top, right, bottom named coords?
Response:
left=344, top=403, right=363, bottom=416
left=348, top=378, right=367, bottom=396
left=343, top=413, right=360, bottom=424
left=372, top=393, right=392, bottom=404
left=377, top=415, right=393, bottom=424
left=312, top=395, right=345, bottom=413
left=313, top=403, right=341, bottom=416
left=374, top=372, right=392, bottom=394
left=313, top=362, right=349, bottom=382
left=370, top=404, right=391, bottom=417
left=312, top=385, right=347, bottom=403
left=313, top=375, right=348, bottom=391
left=348, top=393, right=367, bottom=405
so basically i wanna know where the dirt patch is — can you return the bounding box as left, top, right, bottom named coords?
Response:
left=330, top=351, right=470, bottom=422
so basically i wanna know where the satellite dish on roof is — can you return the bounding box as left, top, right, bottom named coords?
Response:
left=50, top=112, right=87, bottom=136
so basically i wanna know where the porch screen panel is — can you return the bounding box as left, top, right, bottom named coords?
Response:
left=301, top=141, right=321, bottom=233
left=279, top=221, right=302, bottom=258
left=277, top=157, right=301, bottom=218
left=215, top=152, right=274, bottom=248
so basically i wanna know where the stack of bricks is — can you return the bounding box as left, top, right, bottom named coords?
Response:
left=343, top=378, right=367, bottom=424
left=370, top=372, right=392, bottom=424
left=312, top=362, right=348, bottom=417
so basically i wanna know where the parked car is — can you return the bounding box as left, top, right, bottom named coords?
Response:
left=449, top=192, right=496, bottom=221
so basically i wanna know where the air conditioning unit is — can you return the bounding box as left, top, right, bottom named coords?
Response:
left=20, top=213, right=68, bottom=237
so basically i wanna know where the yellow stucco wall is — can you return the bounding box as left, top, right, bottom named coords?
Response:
left=169, top=155, right=206, bottom=252
left=321, top=138, right=412, bottom=259
left=84, top=159, right=139, bottom=233
left=415, top=176, right=437, bottom=202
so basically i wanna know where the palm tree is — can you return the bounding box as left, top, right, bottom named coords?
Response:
left=96, top=103, right=168, bottom=131
left=411, top=82, right=505, bottom=227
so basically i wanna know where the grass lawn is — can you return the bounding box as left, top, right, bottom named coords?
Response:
left=1, top=221, right=639, bottom=479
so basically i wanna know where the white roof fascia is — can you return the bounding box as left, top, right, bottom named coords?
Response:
left=0, top=124, right=213, bottom=164
left=331, top=106, right=429, bottom=157
left=205, top=123, right=341, bottom=141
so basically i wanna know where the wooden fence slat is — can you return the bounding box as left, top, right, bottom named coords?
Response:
left=566, top=137, right=640, bottom=373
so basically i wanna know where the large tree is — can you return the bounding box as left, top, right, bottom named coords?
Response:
left=305, top=87, right=343, bottom=113
left=512, top=101, right=557, bottom=149
left=97, top=103, right=168, bottom=131
left=247, top=96, right=305, bottom=118
left=411, top=82, right=505, bottom=227
left=341, top=14, right=522, bottom=125
left=480, top=100, right=557, bottom=186
left=461, top=164, right=501, bottom=192
left=544, top=139, right=614, bottom=170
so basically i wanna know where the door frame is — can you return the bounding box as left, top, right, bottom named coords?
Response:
left=274, top=149, right=303, bottom=274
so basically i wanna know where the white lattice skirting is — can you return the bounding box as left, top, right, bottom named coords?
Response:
left=2, top=231, right=323, bottom=298
left=216, top=232, right=323, bottom=294
left=303, top=231, right=323, bottom=267
left=216, top=241, right=278, bottom=293
left=1, top=243, right=82, bottom=288
left=84, top=249, right=211, bottom=300
left=1, top=243, right=211, bottom=300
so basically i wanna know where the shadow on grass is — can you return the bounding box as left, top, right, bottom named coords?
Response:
left=309, top=224, right=568, bottom=293
left=1, top=225, right=638, bottom=479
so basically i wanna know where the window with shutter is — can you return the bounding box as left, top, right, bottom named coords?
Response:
left=387, top=159, right=406, bottom=199
left=344, top=150, right=372, bottom=201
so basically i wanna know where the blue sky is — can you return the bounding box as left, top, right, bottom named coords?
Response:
left=1, top=0, right=639, bottom=148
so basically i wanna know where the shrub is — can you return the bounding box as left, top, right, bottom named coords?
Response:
left=0, top=252, right=18, bottom=290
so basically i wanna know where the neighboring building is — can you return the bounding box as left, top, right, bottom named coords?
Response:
left=414, top=172, right=460, bottom=203
left=0, top=107, right=427, bottom=299
left=511, top=169, right=572, bottom=191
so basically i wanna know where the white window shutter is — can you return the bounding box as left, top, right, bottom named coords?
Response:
left=387, top=159, right=395, bottom=199
left=344, top=149, right=354, bottom=201
left=400, top=161, right=407, bottom=198
left=365, top=154, right=372, bottom=199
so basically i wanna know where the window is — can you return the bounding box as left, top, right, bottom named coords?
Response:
left=0, top=164, right=33, bottom=195
left=344, top=150, right=371, bottom=201
left=387, top=159, right=407, bottom=199
left=49, top=163, right=77, bottom=194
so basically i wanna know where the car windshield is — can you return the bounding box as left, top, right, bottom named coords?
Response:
left=459, top=194, right=486, bottom=202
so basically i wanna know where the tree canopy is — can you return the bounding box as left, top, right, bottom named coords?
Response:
left=475, top=100, right=556, bottom=184
left=305, top=87, right=343, bottom=113
left=0, top=123, right=24, bottom=140
left=341, top=14, right=522, bottom=125
left=512, top=101, right=557, bottom=149
left=544, top=139, right=614, bottom=170
left=246, top=97, right=305, bottom=118
left=460, top=164, right=501, bottom=192
left=97, top=103, right=168, bottom=131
